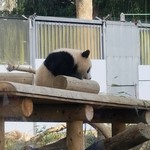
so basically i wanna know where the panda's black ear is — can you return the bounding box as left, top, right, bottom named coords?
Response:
left=82, top=50, right=90, bottom=58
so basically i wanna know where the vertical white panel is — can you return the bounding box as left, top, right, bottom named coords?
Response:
left=104, top=21, right=140, bottom=98
left=139, top=65, right=150, bottom=100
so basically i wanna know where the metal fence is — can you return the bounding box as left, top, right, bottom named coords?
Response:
left=0, top=18, right=29, bottom=65
left=139, top=26, right=150, bottom=65
left=34, top=16, right=103, bottom=60
left=0, top=16, right=150, bottom=66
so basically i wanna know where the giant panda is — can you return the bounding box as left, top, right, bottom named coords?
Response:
left=34, top=48, right=92, bottom=87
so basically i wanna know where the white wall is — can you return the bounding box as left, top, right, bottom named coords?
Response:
left=91, top=60, right=106, bottom=93
left=139, top=65, right=150, bottom=100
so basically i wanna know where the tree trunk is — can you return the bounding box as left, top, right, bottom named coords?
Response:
left=76, top=0, right=93, bottom=20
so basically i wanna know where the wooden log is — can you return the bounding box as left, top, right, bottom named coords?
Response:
left=0, top=97, right=33, bottom=117
left=0, top=73, right=33, bottom=84
left=105, top=122, right=150, bottom=150
left=67, top=121, right=84, bottom=150
left=25, top=104, right=93, bottom=122
left=89, top=123, right=111, bottom=138
left=53, top=75, right=100, bottom=94
left=86, top=122, right=150, bottom=150
left=92, top=109, right=150, bottom=123
left=0, top=117, right=4, bottom=150
left=7, top=64, right=36, bottom=74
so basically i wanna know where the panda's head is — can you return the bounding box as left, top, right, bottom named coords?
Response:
left=77, top=50, right=92, bottom=80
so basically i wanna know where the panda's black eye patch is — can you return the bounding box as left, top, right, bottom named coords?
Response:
left=87, top=67, right=91, bottom=73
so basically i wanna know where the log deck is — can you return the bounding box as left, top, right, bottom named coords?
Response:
left=0, top=81, right=149, bottom=109
left=0, top=77, right=150, bottom=150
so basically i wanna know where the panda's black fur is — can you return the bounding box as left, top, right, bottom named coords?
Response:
left=44, top=51, right=81, bottom=79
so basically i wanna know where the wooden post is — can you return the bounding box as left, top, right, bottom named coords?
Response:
left=0, top=117, right=4, bottom=150
left=67, top=121, right=84, bottom=150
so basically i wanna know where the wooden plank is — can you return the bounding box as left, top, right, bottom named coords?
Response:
left=0, top=81, right=150, bottom=109
left=0, top=117, right=4, bottom=150
left=67, top=121, right=84, bottom=150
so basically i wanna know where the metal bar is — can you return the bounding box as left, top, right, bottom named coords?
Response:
left=35, top=16, right=102, bottom=25
left=124, top=13, right=150, bottom=16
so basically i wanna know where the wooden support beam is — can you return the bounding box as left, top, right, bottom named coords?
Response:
left=53, top=75, right=100, bottom=94
left=0, top=97, right=33, bottom=117
left=86, top=122, right=150, bottom=150
left=92, top=109, right=150, bottom=123
left=0, top=117, right=4, bottom=150
left=0, top=73, right=33, bottom=84
left=24, top=104, right=93, bottom=122
left=67, top=121, right=84, bottom=150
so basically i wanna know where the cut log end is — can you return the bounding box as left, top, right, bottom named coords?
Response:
left=21, top=98, right=33, bottom=117
left=85, top=105, right=94, bottom=121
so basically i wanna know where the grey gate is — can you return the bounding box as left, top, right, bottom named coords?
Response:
left=104, top=21, right=140, bottom=98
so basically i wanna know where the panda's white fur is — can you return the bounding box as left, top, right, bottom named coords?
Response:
left=34, top=48, right=92, bottom=87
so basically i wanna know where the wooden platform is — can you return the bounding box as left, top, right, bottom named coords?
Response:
left=1, top=81, right=150, bottom=150
left=0, top=81, right=149, bottom=109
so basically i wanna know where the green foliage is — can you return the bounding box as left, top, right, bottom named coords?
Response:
left=15, top=0, right=76, bottom=17
left=93, top=0, right=150, bottom=21
left=15, top=0, right=150, bottom=21
left=5, top=139, right=26, bottom=150
left=1, top=0, right=150, bottom=21
left=85, top=130, right=97, bottom=148
left=0, top=0, right=150, bottom=20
